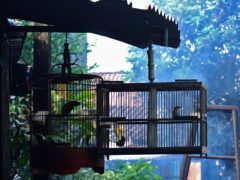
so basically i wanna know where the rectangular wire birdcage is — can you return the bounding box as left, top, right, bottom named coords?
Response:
left=96, top=81, right=207, bottom=155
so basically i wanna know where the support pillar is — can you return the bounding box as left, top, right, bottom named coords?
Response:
left=147, top=44, right=155, bottom=83
left=33, top=32, right=51, bottom=111
left=32, top=31, right=51, bottom=179
left=0, top=33, right=10, bottom=180
left=147, top=44, right=157, bottom=147
left=147, top=87, right=157, bottom=147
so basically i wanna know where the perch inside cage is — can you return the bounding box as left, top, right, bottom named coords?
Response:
left=97, top=81, right=207, bottom=155
left=30, top=34, right=104, bottom=175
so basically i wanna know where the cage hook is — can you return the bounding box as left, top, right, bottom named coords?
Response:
left=62, top=33, right=72, bottom=74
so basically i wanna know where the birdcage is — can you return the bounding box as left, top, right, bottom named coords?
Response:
left=96, top=80, right=207, bottom=155
left=30, top=36, right=104, bottom=175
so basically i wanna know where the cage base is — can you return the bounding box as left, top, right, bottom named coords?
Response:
left=31, top=147, right=104, bottom=175
left=98, top=147, right=205, bottom=155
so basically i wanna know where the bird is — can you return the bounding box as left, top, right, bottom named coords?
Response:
left=108, top=120, right=126, bottom=147
left=116, top=136, right=125, bottom=147
left=61, top=101, right=80, bottom=116
left=115, top=122, right=125, bottom=147
left=172, top=106, right=182, bottom=119
left=115, top=122, right=124, bottom=139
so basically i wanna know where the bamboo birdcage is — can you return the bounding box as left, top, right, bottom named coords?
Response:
left=30, top=37, right=104, bottom=175
left=30, top=74, right=104, bottom=175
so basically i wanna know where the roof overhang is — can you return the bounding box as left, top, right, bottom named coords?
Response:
left=0, top=0, right=180, bottom=49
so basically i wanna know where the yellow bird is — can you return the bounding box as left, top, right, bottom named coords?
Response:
left=114, top=121, right=125, bottom=147
left=116, top=122, right=124, bottom=139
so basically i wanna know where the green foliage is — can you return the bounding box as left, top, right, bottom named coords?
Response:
left=9, top=96, right=31, bottom=179
left=208, top=111, right=234, bottom=156
left=19, top=33, right=34, bottom=65
left=20, top=32, right=90, bottom=72
left=51, top=33, right=90, bottom=73
left=49, top=87, right=97, bottom=145
left=127, top=0, right=239, bottom=178
left=127, top=0, right=240, bottom=106
left=52, top=159, right=162, bottom=180
left=117, top=159, right=162, bottom=180
left=74, top=90, right=96, bottom=108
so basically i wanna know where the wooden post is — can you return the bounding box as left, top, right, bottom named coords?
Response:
left=147, top=44, right=157, bottom=147
left=147, top=44, right=155, bottom=83
left=147, top=87, right=158, bottom=147
left=0, top=34, right=10, bottom=180
left=33, top=32, right=51, bottom=111
left=32, top=31, right=51, bottom=179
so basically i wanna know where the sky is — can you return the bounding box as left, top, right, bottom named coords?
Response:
left=87, top=34, right=131, bottom=72
left=87, top=0, right=151, bottom=72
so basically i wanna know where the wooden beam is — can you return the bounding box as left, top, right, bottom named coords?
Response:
left=188, top=155, right=236, bottom=160
left=207, top=105, right=238, bottom=111
left=0, top=34, right=10, bottom=180
left=3, top=25, right=87, bottom=33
